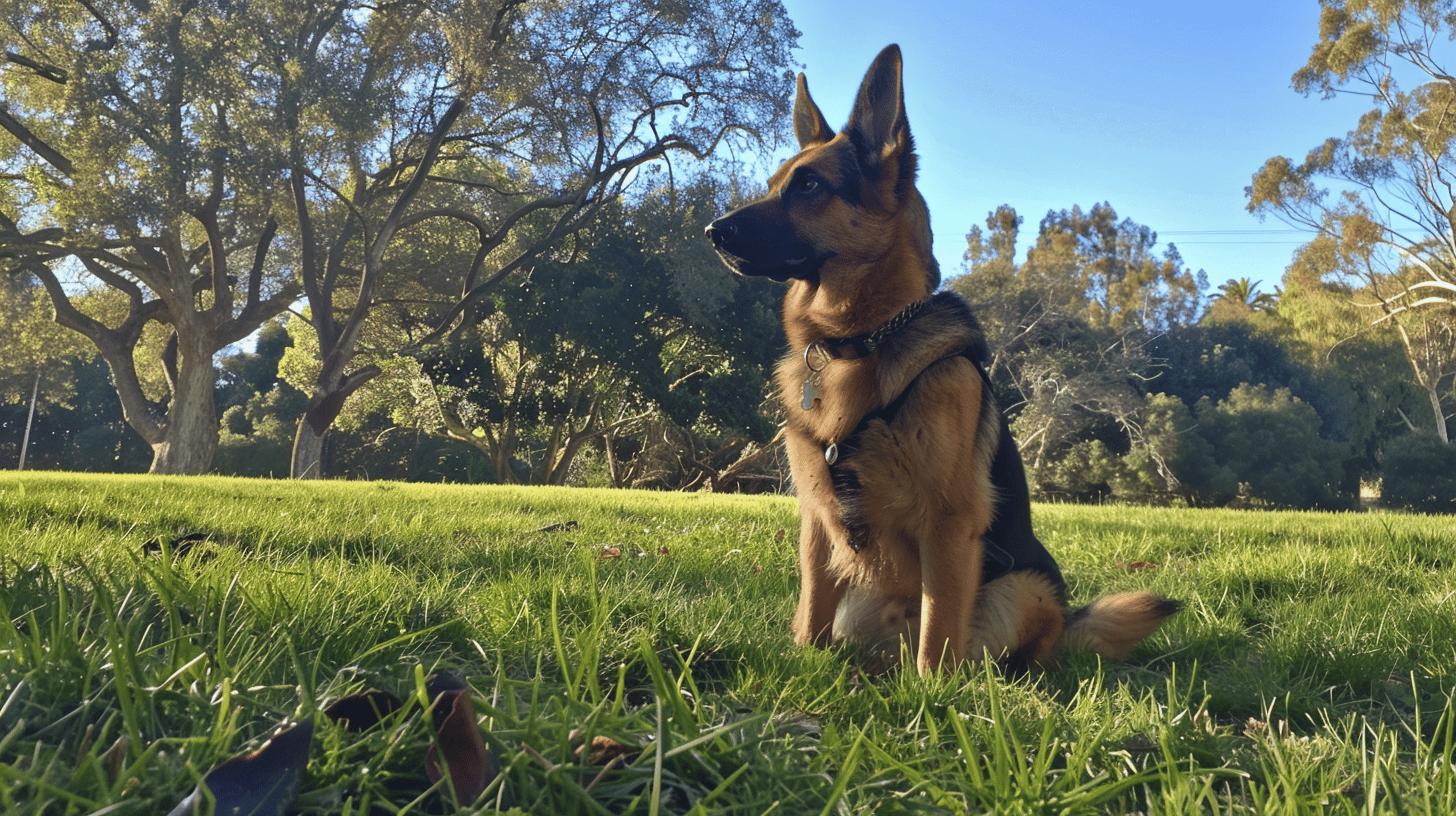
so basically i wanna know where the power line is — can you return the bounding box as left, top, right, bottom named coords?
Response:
left=1159, top=228, right=1311, bottom=235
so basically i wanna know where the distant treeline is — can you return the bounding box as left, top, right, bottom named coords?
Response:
left=4, top=194, right=1454, bottom=512
left=2, top=1, right=1454, bottom=511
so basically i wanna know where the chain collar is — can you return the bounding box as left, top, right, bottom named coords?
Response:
left=807, top=297, right=933, bottom=362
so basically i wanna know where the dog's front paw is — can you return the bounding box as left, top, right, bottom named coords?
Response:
left=791, top=603, right=834, bottom=647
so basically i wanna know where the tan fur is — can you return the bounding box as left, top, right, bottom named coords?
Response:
left=836, top=572, right=1067, bottom=669
left=775, top=51, right=989, bottom=673
left=785, top=355, right=993, bottom=672
left=752, top=47, right=1176, bottom=674
left=1059, top=592, right=1179, bottom=660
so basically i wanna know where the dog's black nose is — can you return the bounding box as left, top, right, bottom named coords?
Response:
left=705, top=217, right=737, bottom=247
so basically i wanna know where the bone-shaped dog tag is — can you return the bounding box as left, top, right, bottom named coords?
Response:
left=801, top=377, right=821, bottom=410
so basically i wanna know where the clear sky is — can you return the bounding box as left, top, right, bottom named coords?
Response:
left=776, top=0, right=1369, bottom=291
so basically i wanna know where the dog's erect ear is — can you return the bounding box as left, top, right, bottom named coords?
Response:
left=794, top=73, right=834, bottom=148
left=846, top=44, right=909, bottom=166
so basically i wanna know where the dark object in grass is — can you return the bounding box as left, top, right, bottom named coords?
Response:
left=142, top=531, right=211, bottom=558
left=535, top=520, right=579, bottom=533
left=426, top=672, right=468, bottom=712
left=165, top=719, right=313, bottom=816
left=100, top=735, right=128, bottom=783
left=577, top=735, right=638, bottom=765
left=424, top=674, right=497, bottom=806
left=322, top=690, right=403, bottom=732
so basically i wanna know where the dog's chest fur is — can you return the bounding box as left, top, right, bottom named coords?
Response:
left=777, top=294, right=1001, bottom=591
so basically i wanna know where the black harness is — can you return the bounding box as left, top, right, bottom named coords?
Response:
left=817, top=293, right=1067, bottom=598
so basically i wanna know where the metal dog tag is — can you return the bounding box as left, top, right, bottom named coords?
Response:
left=824, top=442, right=839, bottom=465
left=801, top=377, right=821, bottom=410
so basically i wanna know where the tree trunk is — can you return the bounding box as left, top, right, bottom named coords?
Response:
left=1428, top=384, right=1451, bottom=444
left=291, top=419, right=328, bottom=479
left=148, top=333, right=219, bottom=474
left=291, top=369, right=344, bottom=479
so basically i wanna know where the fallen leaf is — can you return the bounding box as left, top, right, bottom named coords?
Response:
left=600, top=546, right=622, bottom=560
left=657, top=545, right=669, bottom=556
left=1120, top=560, right=1156, bottom=572
left=100, top=735, right=127, bottom=783
left=774, top=529, right=786, bottom=543
left=753, top=564, right=764, bottom=574
left=576, top=735, right=638, bottom=766
left=425, top=681, right=496, bottom=806
left=166, top=719, right=313, bottom=816
left=322, top=690, right=402, bottom=732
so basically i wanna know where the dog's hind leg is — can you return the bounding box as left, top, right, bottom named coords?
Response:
left=969, top=571, right=1065, bottom=671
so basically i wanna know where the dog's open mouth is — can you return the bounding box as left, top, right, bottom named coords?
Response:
left=714, top=248, right=825, bottom=282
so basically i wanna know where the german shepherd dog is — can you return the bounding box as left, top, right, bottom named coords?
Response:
left=707, top=45, right=1179, bottom=674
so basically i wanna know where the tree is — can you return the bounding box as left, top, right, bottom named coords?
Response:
left=275, top=0, right=799, bottom=478
left=1022, top=203, right=1206, bottom=334
left=3, top=2, right=304, bottom=472
left=1382, top=432, right=1456, bottom=513
left=0, top=272, right=88, bottom=412
left=953, top=204, right=1203, bottom=497
left=1249, top=0, right=1456, bottom=442
left=2, top=0, right=799, bottom=477
left=336, top=179, right=784, bottom=488
left=1189, top=385, right=1349, bottom=509
left=1208, top=277, right=1278, bottom=318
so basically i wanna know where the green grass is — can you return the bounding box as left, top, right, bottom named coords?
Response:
left=3, top=473, right=1456, bottom=814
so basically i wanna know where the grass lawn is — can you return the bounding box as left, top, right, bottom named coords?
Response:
left=3, top=472, right=1456, bottom=813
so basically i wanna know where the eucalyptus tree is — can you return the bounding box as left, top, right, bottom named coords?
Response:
left=1249, top=0, right=1456, bottom=442
left=955, top=204, right=1203, bottom=492
left=1, top=0, right=798, bottom=476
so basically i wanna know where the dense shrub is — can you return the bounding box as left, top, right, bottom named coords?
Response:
left=1381, top=434, right=1456, bottom=514
left=1189, top=384, right=1349, bottom=509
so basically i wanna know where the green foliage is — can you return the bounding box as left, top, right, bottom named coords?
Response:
left=1382, top=433, right=1456, bottom=513
left=6, top=474, right=1456, bottom=811
left=1190, top=385, right=1349, bottom=509
left=0, top=356, right=151, bottom=472
left=1251, top=2, right=1456, bottom=446
left=957, top=203, right=1214, bottom=504
left=1205, top=277, right=1278, bottom=323
left=0, top=274, right=89, bottom=408
left=215, top=387, right=308, bottom=478
left=1022, top=203, right=1207, bottom=333
left=1112, top=392, right=1217, bottom=506
left=2, top=0, right=801, bottom=475
left=363, top=178, right=784, bottom=486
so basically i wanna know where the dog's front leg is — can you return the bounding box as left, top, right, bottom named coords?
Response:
left=916, top=521, right=983, bottom=674
left=792, top=512, right=843, bottom=646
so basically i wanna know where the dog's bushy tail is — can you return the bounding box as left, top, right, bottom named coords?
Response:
left=1058, top=592, right=1181, bottom=660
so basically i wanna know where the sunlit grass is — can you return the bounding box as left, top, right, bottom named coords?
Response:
left=2, top=473, right=1455, bottom=813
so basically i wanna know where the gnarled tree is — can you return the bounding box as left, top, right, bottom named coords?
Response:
left=1249, top=0, right=1456, bottom=442
left=2, top=0, right=798, bottom=476
left=278, top=0, right=799, bottom=477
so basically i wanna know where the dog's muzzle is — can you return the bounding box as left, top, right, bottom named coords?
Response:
left=705, top=212, right=823, bottom=282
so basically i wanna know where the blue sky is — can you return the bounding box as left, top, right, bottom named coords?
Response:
left=776, top=0, right=1369, bottom=292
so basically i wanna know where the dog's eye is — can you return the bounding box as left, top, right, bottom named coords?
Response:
left=794, top=174, right=821, bottom=195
